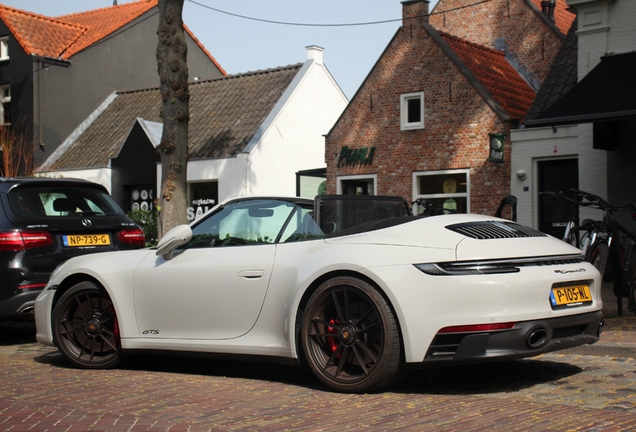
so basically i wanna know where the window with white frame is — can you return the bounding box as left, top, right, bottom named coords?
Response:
left=400, top=91, right=424, bottom=131
left=337, top=175, right=377, bottom=196
left=412, top=170, right=469, bottom=214
left=0, top=37, right=8, bottom=61
left=0, top=85, right=10, bottom=125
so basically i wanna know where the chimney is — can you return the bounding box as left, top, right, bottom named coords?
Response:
left=402, top=0, right=430, bottom=27
left=306, top=45, right=324, bottom=65
left=541, top=0, right=556, bottom=21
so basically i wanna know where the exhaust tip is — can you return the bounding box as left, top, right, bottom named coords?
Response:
left=598, top=318, right=605, bottom=337
left=526, top=328, right=548, bottom=349
left=17, top=303, right=35, bottom=315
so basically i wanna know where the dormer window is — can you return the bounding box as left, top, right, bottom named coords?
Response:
left=0, top=37, right=8, bottom=61
left=400, top=92, right=424, bottom=131
left=0, top=85, right=10, bottom=125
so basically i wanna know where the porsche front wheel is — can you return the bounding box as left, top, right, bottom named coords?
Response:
left=301, top=276, right=403, bottom=393
left=52, top=282, right=122, bottom=369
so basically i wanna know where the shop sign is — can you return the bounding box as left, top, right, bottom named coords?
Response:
left=187, top=198, right=216, bottom=221
left=338, top=146, right=376, bottom=167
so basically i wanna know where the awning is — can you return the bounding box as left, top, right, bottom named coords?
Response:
left=525, top=51, right=636, bottom=127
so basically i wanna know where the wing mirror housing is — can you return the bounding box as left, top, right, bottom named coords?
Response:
left=155, top=224, right=193, bottom=259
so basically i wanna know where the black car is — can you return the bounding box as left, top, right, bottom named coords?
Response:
left=0, top=177, right=145, bottom=321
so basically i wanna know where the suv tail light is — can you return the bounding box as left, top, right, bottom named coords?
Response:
left=0, top=231, right=54, bottom=251
left=118, top=228, right=146, bottom=246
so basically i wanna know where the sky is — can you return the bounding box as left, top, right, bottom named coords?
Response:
left=2, top=0, right=439, bottom=99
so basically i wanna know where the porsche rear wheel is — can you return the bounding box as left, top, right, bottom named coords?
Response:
left=301, top=276, right=403, bottom=393
left=52, top=282, right=122, bottom=369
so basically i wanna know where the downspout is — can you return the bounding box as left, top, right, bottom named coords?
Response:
left=244, top=152, right=251, bottom=197
left=38, top=56, right=43, bottom=152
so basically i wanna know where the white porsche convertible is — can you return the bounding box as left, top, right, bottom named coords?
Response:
left=35, top=195, right=604, bottom=393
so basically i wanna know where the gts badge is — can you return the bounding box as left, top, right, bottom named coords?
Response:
left=142, top=329, right=159, bottom=335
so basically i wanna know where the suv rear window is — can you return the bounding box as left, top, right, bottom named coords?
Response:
left=8, top=186, right=123, bottom=218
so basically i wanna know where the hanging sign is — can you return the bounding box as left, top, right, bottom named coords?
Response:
left=489, top=133, right=505, bottom=163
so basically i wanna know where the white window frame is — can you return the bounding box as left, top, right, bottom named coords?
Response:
left=400, top=91, right=424, bottom=131
left=412, top=169, right=470, bottom=213
left=0, top=85, right=10, bottom=126
left=336, top=174, right=378, bottom=195
left=0, top=37, right=8, bottom=61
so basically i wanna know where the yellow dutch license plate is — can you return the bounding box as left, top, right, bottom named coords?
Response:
left=63, top=234, right=111, bottom=247
left=551, top=284, right=592, bottom=307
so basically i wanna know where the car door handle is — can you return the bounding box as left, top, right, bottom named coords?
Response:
left=237, top=270, right=264, bottom=279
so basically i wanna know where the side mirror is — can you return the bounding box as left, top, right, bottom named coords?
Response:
left=155, top=224, right=193, bottom=259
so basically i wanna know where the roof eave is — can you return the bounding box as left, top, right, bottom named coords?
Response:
left=525, top=110, right=636, bottom=127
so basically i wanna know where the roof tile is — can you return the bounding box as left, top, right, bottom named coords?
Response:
left=529, top=0, right=575, bottom=35
left=0, top=0, right=224, bottom=70
left=0, top=5, right=85, bottom=58
left=440, top=31, right=537, bottom=121
left=526, top=19, right=578, bottom=120
left=53, top=0, right=158, bottom=59
left=46, top=64, right=303, bottom=170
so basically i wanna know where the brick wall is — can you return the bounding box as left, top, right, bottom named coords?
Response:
left=430, top=0, right=567, bottom=84
left=325, top=6, right=513, bottom=216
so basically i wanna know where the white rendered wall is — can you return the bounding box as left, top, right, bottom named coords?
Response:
left=245, top=58, right=347, bottom=198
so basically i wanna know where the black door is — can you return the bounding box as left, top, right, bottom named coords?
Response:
left=341, top=179, right=373, bottom=195
left=538, top=159, right=578, bottom=238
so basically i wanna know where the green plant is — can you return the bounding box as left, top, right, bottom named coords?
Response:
left=127, top=208, right=158, bottom=247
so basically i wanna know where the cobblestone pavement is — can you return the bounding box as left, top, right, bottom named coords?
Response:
left=0, top=283, right=635, bottom=431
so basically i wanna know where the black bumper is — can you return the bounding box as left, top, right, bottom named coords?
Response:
left=0, top=290, right=41, bottom=321
left=421, top=311, right=604, bottom=365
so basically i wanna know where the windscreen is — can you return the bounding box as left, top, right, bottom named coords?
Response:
left=8, top=185, right=123, bottom=219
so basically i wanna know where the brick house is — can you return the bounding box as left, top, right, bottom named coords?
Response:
left=324, top=0, right=536, bottom=216
left=512, top=0, right=636, bottom=235
left=0, top=0, right=225, bottom=170
left=430, top=0, right=575, bottom=87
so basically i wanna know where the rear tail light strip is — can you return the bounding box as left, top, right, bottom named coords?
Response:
left=0, top=231, right=53, bottom=251
left=118, top=228, right=146, bottom=246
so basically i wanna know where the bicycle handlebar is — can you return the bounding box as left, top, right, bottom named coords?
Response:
left=540, top=189, right=636, bottom=212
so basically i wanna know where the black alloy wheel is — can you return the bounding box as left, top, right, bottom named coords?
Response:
left=301, top=276, right=403, bottom=393
left=52, top=281, right=122, bottom=369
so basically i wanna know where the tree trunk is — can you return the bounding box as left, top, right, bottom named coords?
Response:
left=156, top=0, right=189, bottom=238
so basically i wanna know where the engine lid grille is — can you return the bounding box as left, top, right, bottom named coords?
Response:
left=447, top=221, right=547, bottom=240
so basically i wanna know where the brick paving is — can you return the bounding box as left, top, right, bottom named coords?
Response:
left=1, top=282, right=635, bottom=431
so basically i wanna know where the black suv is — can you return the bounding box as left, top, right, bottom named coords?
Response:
left=0, top=177, right=145, bottom=321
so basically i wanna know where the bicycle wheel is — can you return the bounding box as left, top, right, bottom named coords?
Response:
left=563, top=222, right=580, bottom=249
left=586, top=240, right=609, bottom=279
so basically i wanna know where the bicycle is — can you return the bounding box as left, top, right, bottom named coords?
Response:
left=542, top=189, right=636, bottom=315
left=411, top=198, right=457, bottom=216
left=539, top=190, right=599, bottom=260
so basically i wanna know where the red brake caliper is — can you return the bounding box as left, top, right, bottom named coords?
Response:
left=327, top=319, right=339, bottom=353
left=109, top=305, right=121, bottom=345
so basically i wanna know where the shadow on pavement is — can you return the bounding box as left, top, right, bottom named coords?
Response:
left=35, top=347, right=583, bottom=395
left=0, top=321, right=36, bottom=345
left=395, top=359, right=582, bottom=394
